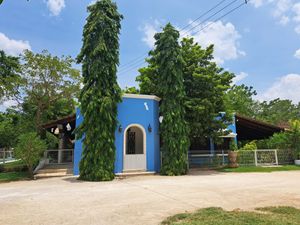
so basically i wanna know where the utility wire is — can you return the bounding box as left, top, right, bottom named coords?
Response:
left=118, top=0, right=229, bottom=71
left=118, top=0, right=249, bottom=76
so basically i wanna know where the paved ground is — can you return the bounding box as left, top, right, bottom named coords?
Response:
left=1, top=170, right=300, bottom=225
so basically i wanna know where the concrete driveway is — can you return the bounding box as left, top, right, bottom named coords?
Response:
left=1, top=170, right=300, bottom=225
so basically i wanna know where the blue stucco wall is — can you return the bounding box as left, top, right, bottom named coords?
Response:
left=73, top=96, right=160, bottom=175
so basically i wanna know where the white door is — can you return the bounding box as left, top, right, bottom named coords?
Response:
left=123, top=125, right=146, bottom=171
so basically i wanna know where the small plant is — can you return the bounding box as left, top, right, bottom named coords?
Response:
left=14, top=132, right=47, bottom=179
left=240, top=141, right=257, bottom=151
left=229, top=140, right=238, bottom=151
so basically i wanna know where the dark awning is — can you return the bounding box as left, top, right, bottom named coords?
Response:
left=236, top=115, right=285, bottom=141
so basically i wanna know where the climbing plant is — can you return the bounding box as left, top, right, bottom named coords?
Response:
left=154, top=24, right=189, bottom=175
left=76, top=0, right=123, bottom=181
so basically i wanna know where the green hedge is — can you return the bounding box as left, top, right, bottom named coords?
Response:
left=0, top=160, right=27, bottom=173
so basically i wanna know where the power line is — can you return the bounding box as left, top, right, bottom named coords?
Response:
left=118, top=0, right=249, bottom=76
left=118, top=0, right=229, bottom=71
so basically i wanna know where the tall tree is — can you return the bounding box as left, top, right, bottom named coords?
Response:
left=181, top=38, right=234, bottom=141
left=224, top=84, right=258, bottom=117
left=21, top=50, right=80, bottom=134
left=0, top=50, right=22, bottom=102
left=153, top=24, right=189, bottom=175
left=76, top=0, right=123, bottom=181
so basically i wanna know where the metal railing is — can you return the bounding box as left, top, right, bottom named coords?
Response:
left=0, top=149, right=15, bottom=164
left=189, top=149, right=294, bottom=168
left=44, top=149, right=74, bottom=165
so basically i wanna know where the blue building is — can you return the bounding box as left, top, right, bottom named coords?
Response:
left=41, top=94, right=284, bottom=176
left=73, top=94, right=161, bottom=175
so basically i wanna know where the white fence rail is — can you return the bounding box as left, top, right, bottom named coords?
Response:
left=0, top=149, right=15, bottom=164
left=189, top=149, right=294, bottom=168
left=44, top=149, right=74, bottom=164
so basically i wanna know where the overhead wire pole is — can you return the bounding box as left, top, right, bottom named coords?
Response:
left=118, top=0, right=249, bottom=76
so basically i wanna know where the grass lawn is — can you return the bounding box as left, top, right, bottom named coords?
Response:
left=0, top=171, right=29, bottom=183
left=162, top=206, right=300, bottom=225
left=218, top=165, right=300, bottom=173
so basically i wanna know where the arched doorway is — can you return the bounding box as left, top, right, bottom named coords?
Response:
left=123, top=124, right=146, bottom=171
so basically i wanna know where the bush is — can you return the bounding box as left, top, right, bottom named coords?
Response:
left=14, top=132, right=46, bottom=179
left=240, top=141, right=257, bottom=151
left=0, top=160, right=27, bottom=173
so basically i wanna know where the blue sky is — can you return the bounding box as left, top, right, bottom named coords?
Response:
left=0, top=0, right=300, bottom=109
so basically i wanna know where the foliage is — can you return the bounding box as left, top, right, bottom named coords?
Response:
left=20, top=50, right=80, bottom=134
left=225, top=84, right=258, bottom=117
left=123, top=86, right=140, bottom=94
left=162, top=206, right=300, bottom=225
left=14, top=132, right=47, bottom=179
left=76, top=0, right=123, bottom=181
left=256, top=99, right=300, bottom=126
left=181, top=38, right=234, bottom=142
left=256, top=132, right=289, bottom=149
left=287, top=120, right=300, bottom=159
left=0, top=160, right=27, bottom=173
left=0, top=50, right=22, bottom=102
left=229, top=140, right=238, bottom=151
left=240, top=141, right=257, bottom=151
left=146, top=23, right=189, bottom=175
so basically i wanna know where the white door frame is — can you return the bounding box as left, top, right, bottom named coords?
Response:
left=123, top=124, right=147, bottom=171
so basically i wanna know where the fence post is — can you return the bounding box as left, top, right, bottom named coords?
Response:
left=3, top=148, right=5, bottom=164
left=254, top=150, right=258, bottom=166
left=275, top=149, right=279, bottom=166
left=222, top=149, right=225, bottom=165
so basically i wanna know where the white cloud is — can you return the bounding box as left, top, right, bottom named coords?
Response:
left=250, top=0, right=300, bottom=33
left=250, top=0, right=265, bottom=8
left=141, top=20, right=161, bottom=48
left=294, top=48, right=300, bottom=59
left=141, top=20, right=245, bottom=64
left=46, top=0, right=65, bottom=16
left=293, top=2, right=300, bottom=22
left=0, top=32, right=31, bottom=56
left=257, top=74, right=300, bottom=103
left=183, top=21, right=245, bottom=64
left=232, top=72, right=248, bottom=84
left=279, top=15, right=290, bottom=25
left=295, top=25, right=300, bottom=33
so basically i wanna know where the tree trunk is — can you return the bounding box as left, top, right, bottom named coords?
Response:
left=28, top=165, right=34, bottom=180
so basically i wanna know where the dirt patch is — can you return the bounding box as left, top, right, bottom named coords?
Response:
left=0, top=170, right=300, bottom=225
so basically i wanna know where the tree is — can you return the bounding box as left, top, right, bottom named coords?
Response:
left=225, top=84, right=258, bottom=117
left=152, top=24, right=189, bottom=175
left=14, top=132, right=47, bottom=179
left=256, top=99, right=300, bottom=125
left=76, top=0, right=123, bottom=181
left=181, top=38, right=234, bottom=141
left=0, top=50, right=22, bottom=102
left=20, top=50, right=80, bottom=134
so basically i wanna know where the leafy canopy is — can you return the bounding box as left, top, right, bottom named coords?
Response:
left=76, top=0, right=123, bottom=181
left=143, top=23, right=189, bottom=175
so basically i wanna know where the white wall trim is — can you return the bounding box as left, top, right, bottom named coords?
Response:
left=123, top=124, right=147, bottom=171
left=123, top=94, right=161, bottom=102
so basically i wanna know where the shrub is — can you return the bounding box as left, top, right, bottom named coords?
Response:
left=14, top=132, right=46, bottom=179
left=240, top=141, right=257, bottom=151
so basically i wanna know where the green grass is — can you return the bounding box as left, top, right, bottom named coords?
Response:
left=0, top=171, right=29, bottom=183
left=218, top=165, right=300, bottom=173
left=162, top=206, right=300, bottom=225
